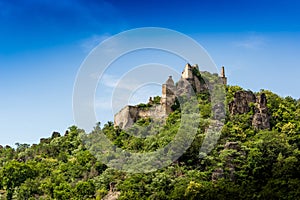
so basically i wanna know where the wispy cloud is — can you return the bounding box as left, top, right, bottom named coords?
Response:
left=234, top=35, right=266, bottom=49
left=100, top=73, right=150, bottom=91
left=80, top=34, right=112, bottom=53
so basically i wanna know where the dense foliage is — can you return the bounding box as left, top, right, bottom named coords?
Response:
left=0, top=86, right=300, bottom=199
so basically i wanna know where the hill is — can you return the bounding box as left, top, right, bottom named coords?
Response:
left=0, top=84, right=300, bottom=199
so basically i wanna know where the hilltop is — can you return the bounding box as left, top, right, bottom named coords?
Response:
left=114, top=63, right=226, bottom=129
left=0, top=67, right=300, bottom=199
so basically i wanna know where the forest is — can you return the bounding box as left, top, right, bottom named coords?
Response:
left=0, top=85, right=300, bottom=199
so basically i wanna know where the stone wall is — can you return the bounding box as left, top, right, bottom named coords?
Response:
left=114, top=74, right=178, bottom=129
left=114, top=104, right=167, bottom=129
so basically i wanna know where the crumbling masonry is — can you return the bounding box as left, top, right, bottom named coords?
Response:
left=114, top=63, right=226, bottom=129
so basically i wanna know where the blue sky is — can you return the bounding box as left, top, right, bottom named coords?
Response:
left=0, top=0, right=300, bottom=145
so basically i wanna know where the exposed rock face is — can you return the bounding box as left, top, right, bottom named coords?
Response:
left=229, top=91, right=270, bottom=130
left=114, top=104, right=167, bottom=129
left=252, top=93, right=270, bottom=130
left=114, top=106, right=139, bottom=129
left=229, top=91, right=256, bottom=115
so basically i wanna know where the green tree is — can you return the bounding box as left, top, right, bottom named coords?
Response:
left=74, top=180, right=95, bottom=199
left=0, top=160, right=36, bottom=200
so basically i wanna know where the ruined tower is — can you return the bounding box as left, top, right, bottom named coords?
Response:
left=220, top=66, right=227, bottom=85
left=177, top=63, right=207, bottom=95
left=181, top=63, right=194, bottom=79
left=161, top=76, right=176, bottom=115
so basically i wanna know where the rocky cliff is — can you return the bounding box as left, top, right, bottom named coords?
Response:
left=252, top=93, right=270, bottom=130
left=229, top=91, right=270, bottom=130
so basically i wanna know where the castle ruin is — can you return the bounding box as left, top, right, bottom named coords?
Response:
left=114, top=64, right=227, bottom=129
